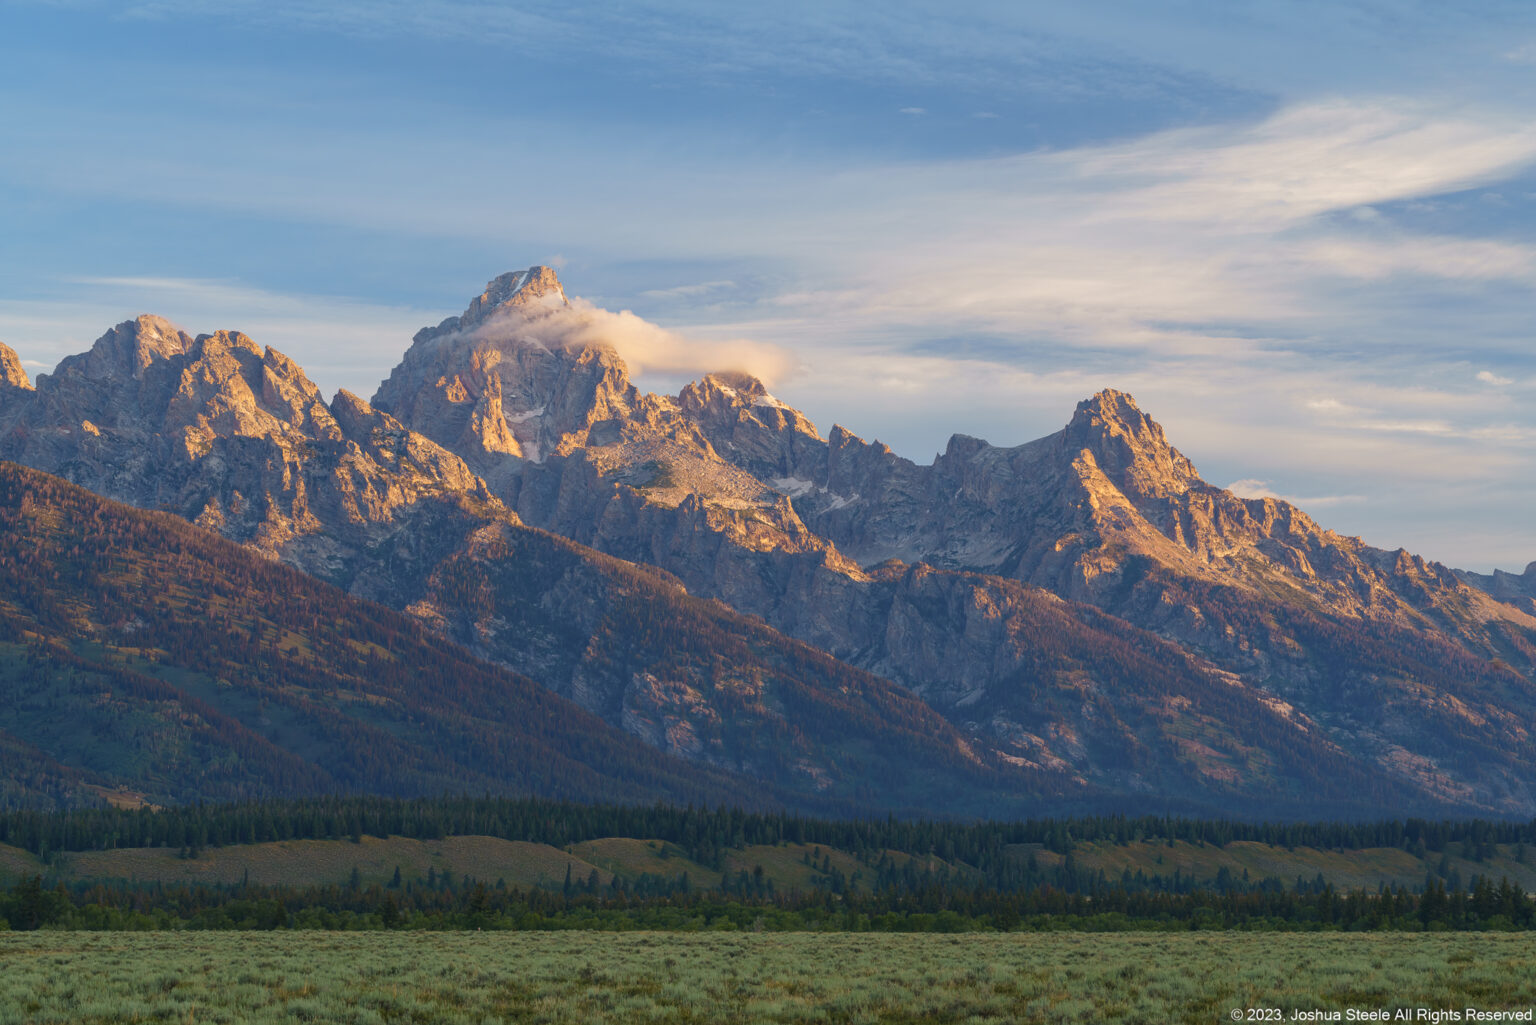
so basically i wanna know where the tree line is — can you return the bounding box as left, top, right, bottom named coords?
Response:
left=4, top=868, right=1533, bottom=933
left=3, top=795, right=1534, bottom=885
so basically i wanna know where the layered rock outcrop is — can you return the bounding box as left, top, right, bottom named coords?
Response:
left=361, top=269, right=1536, bottom=814
left=0, top=342, right=31, bottom=392
left=5, top=266, right=1535, bottom=817
left=0, top=298, right=1037, bottom=815
left=1459, top=562, right=1536, bottom=617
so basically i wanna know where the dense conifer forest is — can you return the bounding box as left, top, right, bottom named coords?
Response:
left=6, top=794, right=1535, bottom=864
left=0, top=463, right=752, bottom=810
left=0, top=458, right=1048, bottom=819
left=4, top=797, right=1536, bottom=932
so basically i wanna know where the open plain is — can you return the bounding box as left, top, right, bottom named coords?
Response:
left=2, top=931, right=1534, bottom=1025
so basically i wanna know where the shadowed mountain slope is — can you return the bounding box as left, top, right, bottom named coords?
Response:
left=0, top=460, right=751, bottom=810
left=0, top=458, right=1074, bottom=816
left=369, top=269, right=1536, bottom=816
left=3, top=267, right=1534, bottom=818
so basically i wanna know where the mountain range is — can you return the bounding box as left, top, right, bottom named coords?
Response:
left=1, top=265, right=1533, bottom=819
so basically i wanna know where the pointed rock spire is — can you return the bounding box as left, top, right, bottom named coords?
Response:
left=395, top=266, right=572, bottom=362
left=459, top=266, right=569, bottom=329
left=330, top=388, right=394, bottom=439
left=65, top=315, right=192, bottom=381
left=0, top=342, right=31, bottom=391
left=676, top=372, right=817, bottom=436
left=1064, top=389, right=1202, bottom=498
left=677, top=371, right=769, bottom=419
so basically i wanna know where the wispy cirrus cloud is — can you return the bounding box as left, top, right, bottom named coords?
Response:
left=1225, top=479, right=1365, bottom=510
left=5, top=0, right=1536, bottom=569
left=1067, top=101, right=1536, bottom=228
left=1289, top=236, right=1536, bottom=281
left=638, top=280, right=738, bottom=300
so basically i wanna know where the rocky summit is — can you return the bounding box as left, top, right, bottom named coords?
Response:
left=3, top=266, right=1534, bottom=819
left=0, top=342, right=31, bottom=392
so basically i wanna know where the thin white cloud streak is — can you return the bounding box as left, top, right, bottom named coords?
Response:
left=1503, top=41, right=1536, bottom=65
left=1225, top=478, right=1365, bottom=509
left=639, top=280, right=737, bottom=299
left=67, top=0, right=1536, bottom=120
left=9, top=97, right=1533, bottom=343
left=469, top=300, right=797, bottom=386
left=1294, top=237, right=1536, bottom=281
left=1066, top=101, right=1536, bottom=228
left=6, top=89, right=1536, bottom=566
left=742, top=101, right=1536, bottom=351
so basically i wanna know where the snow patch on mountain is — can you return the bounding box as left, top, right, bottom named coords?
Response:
left=770, top=476, right=815, bottom=498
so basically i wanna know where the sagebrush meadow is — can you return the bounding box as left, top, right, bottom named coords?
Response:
left=3, top=932, right=1534, bottom=1025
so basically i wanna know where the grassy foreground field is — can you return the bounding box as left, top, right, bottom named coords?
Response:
left=2, top=931, right=1534, bottom=1024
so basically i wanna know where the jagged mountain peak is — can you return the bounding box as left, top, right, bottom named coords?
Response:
left=677, top=371, right=773, bottom=418
left=330, top=387, right=377, bottom=422
left=52, top=315, right=192, bottom=383
left=5, top=274, right=1536, bottom=818
left=459, top=265, right=568, bottom=329
left=0, top=341, right=30, bottom=390
left=400, top=266, right=571, bottom=356
left=193, top=329, right=261, bottom=355
left=676, top=372, right=822, bottom=442
left=1063, top=388, right=1202, bottom=499
left=185, top=331, right=268, bottom=384
left=696, top=370, right=769, bottom=400
left=170, top=330, right=328, bottom=411
left=375, top=267, right=641, bottom=469
left=942, top=433, right=989, bottom=461
left=1068, top=389, right=1161, bottom=445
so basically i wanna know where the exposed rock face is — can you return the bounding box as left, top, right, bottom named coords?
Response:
left=771, top=386, right=1515, bottom=650
left=676, top=372, right=826, bottom=482
left=372, top=270, right=860, bottom=591
left=395, top=519, right=1047, bottom=814
left=66, top=314, right=192, bottom=380
left=6, top=265, right=1536, bottom=818
left=460, top=265, right=569, bottom=326
left=374, top=271, right=636, bottom=482
left=362, top=268, right=1536, bottom=814
left=0, top=302, right=1040, bottom=816
left=1459, top=562, right=1536, bottom=617
left=0, top=342, right=31, bottom=392
left=0, top=315, right=500, bottom=599
left=668, top=384, right=1536, bottom=811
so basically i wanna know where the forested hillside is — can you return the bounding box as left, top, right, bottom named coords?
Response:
left=0, top=462, right=743, bottom=809
left=0, top=461, right=1058, bottom=816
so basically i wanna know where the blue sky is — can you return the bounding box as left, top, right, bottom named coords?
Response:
left=3, top=1, right=1535, bottom=571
